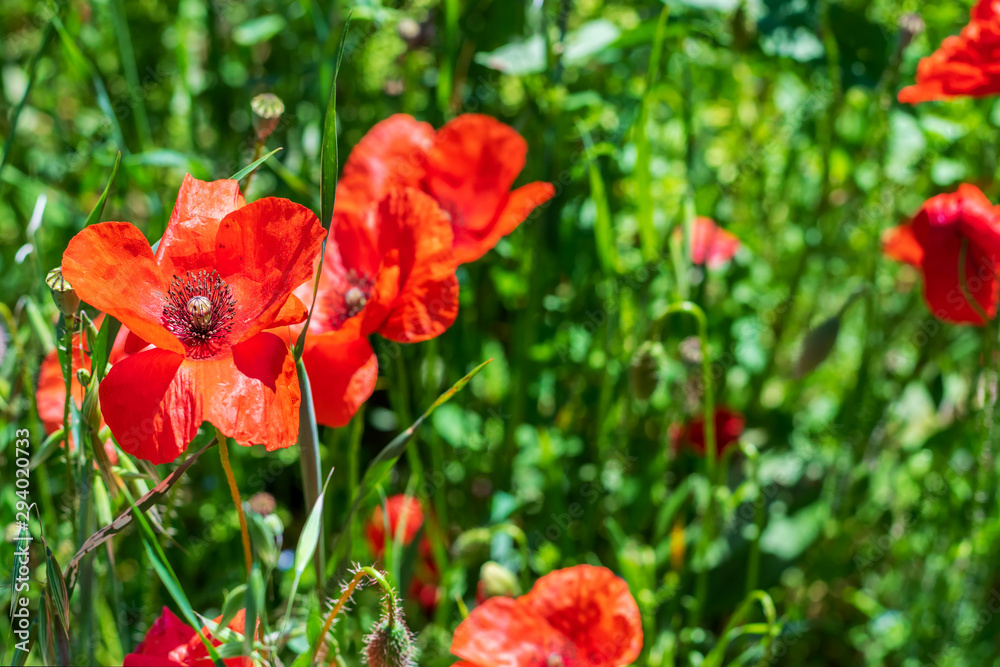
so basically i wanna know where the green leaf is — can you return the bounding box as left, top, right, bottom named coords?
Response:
left=244, top=563, right=264, bottom=656
left=327, top=359, right=493, bottom=574
left=40, top=540, right=69, bottom=637
left=294, top=13, right=351, bottom=360
left=83, top=152, right=121, bottom=227
left=217, top=585, right=247, bottom=631
left=124, top=485, right=226, bottom=667
left=229, top=147, right=283, bottom=181
left=88, top=313, right=115, bottom=382
left=233, top=15, right=288, bottom=46
left=474, top=35, right=545, bottom=75
left=279, top=467, right=335, bottom=634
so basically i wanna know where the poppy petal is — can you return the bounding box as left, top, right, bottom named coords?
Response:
left=270, top=294, right=308, bottom=329
left=123, top=607, right=195, bottom=667
left=365, top=495, right=424, bottom=556
left=376, top=188, right=459, bottom=342
left=301, top=331, right=377, bottom=428
left=425, top=115, right=528, bottom=235
left=156, top=174, right=246, bottom=277
left=214, top=197, right=326, bottom=342
left=99, top=348, right=201, bottom=464
left=689, top=216, right=741, bottom=269
left=62, top=222, right=183, bottom=354
left=883, top=224, right=924, bottom=266
left=185, top=609, right=253, bottom=667
left=921, top=235, right=997, bottom=325
left=452, top=181, right=556, bottom=265
left=336, top=113, right=434, bottom=226
left=521, top=565, right=643, bottom=667
left=197, top=332, right=300, bottom=449
left=955, top=183, right=1000, bottom=260
left=451, top=597, right=574, bottom=667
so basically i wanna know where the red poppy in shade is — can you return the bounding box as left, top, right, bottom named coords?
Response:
left=287, top=187, right=458, bottom=427
left=410, top=536, right=442, bottom=616
left=672, top=408, right=746, bottom=457
left=36, top=314, right=124, bottom=464
left=335, top=113, right=555, bottom=265
left=451, top=564, right=642, bottom=667
left=882, top=183, right=1000, bottom=325
left=62, top=175, right=325, bottom=464
left=123, top=606, right=253, bottom=667
left=365, top=494, right=425, bottom=556
left=898, top=1, right=1000, bottom=104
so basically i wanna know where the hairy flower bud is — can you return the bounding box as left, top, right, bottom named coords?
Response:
left=251, top=93, right=285, bottom=142
left=46, top=267, right=79, bottom=316
left=364, top=599, right=416, bottom=667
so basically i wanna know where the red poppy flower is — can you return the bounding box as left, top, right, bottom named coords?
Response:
left=336, top=113, right=555, bottom=265
left=883, top=184, right=1000, bottom=325
left=451, top=564, right=642, bottom=667
left=672, top=408, right=746, bottom=457
left=36, top=314, right=125, bottom=463
left=899, top=1, right=1000, bottom=104
left=365, top=494, right=425, bottom=556
left=683, top=216, right=741, bottom=269
left=62, top=175, right=325, bottom=463
left=409, top=536, right=442, bottom=616
left=287, top=187, right=458, bottom=427
left=123, top=606, right=253, bottom=667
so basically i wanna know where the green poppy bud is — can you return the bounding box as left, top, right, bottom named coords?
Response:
left=364, top=598, right=417, bottom=667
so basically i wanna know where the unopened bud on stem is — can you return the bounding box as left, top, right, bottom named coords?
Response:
left=46, top=267, right=79, bottom=316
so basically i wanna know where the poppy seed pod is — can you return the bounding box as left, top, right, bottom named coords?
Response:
left=46, top=267, right=79, bottom=316
left=251, top=93, right=285, bottom=141
left=364, top=599, right=417, bottom=667
left=795, top=316, right=841, bottom=379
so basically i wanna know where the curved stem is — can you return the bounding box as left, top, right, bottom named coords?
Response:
left=661, top=301, right=715, bottom=627
left=217, top=429, right=252, bottom=574
left=312, top=566, right=393, bottom=663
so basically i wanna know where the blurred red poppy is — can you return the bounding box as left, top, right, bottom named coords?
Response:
left=62, top=175, right=325, bottom=463
left=123, top=606, right=253, bottom=667
left=451, top=564, right=642, bottom=667
left=681, top=216, right=741, bottom=269
left=365, top=494, right=425, bottom=556
left=287, top=187, right=458, bottom=427
left=672, top=408, right=746, bottom=457
left=335, top=113, right=555, bottom=265
left=899, top=1, right=1000, bottom=104
left=36, top=314, right=125, bottom=463
left=883, top=183, right=1000, bottom=325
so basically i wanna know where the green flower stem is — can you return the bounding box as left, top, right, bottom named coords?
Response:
left=661, top=301, right=715, bottom=627
left=217, top=428, right=253, bottom=576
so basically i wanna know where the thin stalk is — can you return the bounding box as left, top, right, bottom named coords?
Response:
left=312, top=566, right=392, bottom=663
left=661, top=301, right=714, bottom=626
left=217, top=429, right=252, bottom=574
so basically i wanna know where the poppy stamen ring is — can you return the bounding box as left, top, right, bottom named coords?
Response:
left=163, top=269, right=237, bottom=355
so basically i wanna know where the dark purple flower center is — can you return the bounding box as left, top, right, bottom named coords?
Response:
left=327, top=268, right=374, bottom=328
left=162, top=269, right=236, bottom=358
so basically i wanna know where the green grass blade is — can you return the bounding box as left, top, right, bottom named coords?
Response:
left=229, top=147, right=282, bottom=181
left=294, top=13, right=351, bottom=360
left=83, top=152, right=121, bottom=228
left=635, top=5, right=669, bottom=263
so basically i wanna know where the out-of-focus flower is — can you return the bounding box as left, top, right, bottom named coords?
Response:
left=123, top=607, right=253, bottom=667
left=678, top=216, right=741, bottom=269
left=898, top=1, right=1000, bottom=103
left=62, top=175, right=324, bottom=463
left=450, top=564, right=642, bottom=667
left=366, top=495, right=425, bottom=556
left=286, top=188, right=457, bottom=428
left=36, top=314, right=124, bottom=464
left=883, top=183, right=1000, bottom=325
left=335, top=113, right=555, bottom=265
left=672, top=408, right=746, bottom=457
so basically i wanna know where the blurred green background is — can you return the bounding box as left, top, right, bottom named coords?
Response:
left=3, top=0, right=1000, bottom=665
